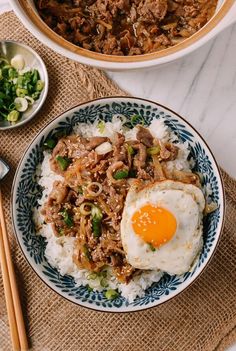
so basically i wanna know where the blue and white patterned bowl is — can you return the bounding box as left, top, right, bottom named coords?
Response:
left=12, top=97, right=225, bottom=312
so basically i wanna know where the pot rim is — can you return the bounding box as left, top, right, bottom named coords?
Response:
left=9, top=0, right=235, bottom=69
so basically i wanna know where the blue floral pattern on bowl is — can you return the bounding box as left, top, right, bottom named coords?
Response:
left=12, top=97, right=224, bottom=312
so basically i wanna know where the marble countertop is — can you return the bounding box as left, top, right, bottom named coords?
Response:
left=1, top=2, right=236, bottom=349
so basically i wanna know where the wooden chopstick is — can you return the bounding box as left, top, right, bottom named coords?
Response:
left=0, top=189, right=28, bottom=350
left=0, top=224, right=20, bottom=351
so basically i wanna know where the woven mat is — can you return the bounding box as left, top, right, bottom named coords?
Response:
left=0, top=11, right=236, bottom=351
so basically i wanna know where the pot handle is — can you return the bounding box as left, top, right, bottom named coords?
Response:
left=220, top=2, right=236, bottom=29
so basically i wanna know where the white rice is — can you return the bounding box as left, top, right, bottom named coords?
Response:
left=34, top=117, right=193, bottom=302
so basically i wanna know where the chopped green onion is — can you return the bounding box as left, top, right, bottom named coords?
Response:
left=92, top=218, right=102, bottom=238
left=80, top=202, right=94, bottom=216
left=16, top=76, right=24, bottom=87
left=91, top=206, right=103, bottom=238
left=97, top=120, right=105, bottom=133
left=7, top=110, right=20, bottom=122
left=43, top=138, right=57, bottom=149
left=100, top=278, right=108, bottom=288
left=105, top=289, right=119, bottom=300
left=80, top=202, right=93, bottom=215
left=25, top=96, right=34, bottom=105
left=148, top=243, right=156, bottom=252
left=14, top=97, right=28, bottom=112
left=126, top=144, right=135, bottom=155
left=58, top=228, right=64, bottom=236
left=2, top=66, right=11, bottom=78
left=16, top=87, right=28, bottom=97
left=59, top=208, right=74, bottom=228
left=27, top=83, right=34, bottom=94
left=83, top=245, right=92, bottom=261
left=8, top=102, right=16, bottom=111
left=91, top=206, right=103, bottom=220
left=100, top=270, right=107, bottom=278
left=147, top=146, right=161, bottom=155
left=31, top=91, right=40, bottom=100
left=36, top=80, right=44, bottom=92
left=56, top=155, right=71, bottom=171
left=11, top=55, right=25, bottom=70
left=87, top=272, right=98, bottom=280
left=113, top=169, right=129, bottom=180
left=0, top=57, right=9, bottom=65
left=32, top=69, right=39, bottom=84
left=8, top=68, right=17, bottom=79
left=0, top=112, right=7, bottom=120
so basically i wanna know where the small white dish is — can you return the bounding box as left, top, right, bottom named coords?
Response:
left=0, top=40, right=48, bottom=130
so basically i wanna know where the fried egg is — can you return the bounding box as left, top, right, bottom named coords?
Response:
left=120, top=180, right=205, bottom=275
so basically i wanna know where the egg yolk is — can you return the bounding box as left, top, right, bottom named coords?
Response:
left=132, top=204, right=177, bottom=248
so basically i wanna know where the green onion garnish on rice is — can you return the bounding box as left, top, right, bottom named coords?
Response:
left=105, top=289, right=119, bottom=300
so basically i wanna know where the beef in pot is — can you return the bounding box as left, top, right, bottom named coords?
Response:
left=35, top=0, right=218, bottom=55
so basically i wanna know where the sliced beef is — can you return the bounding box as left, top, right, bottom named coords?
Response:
left=85, top=136, right=109, bottom=150
left=112, top=132, right=127, bottom=162
left=137, top=0, right=168, bottom=22
left=133, top=143, right=147, bottom=169
left=48, top=181, right=69, bottom=204
left=36, top=0, right=217, bottom=56
left=159, top=141, right=178, bottom=161
left=152, top=154, right=166, bottom=180
left=136, top=126, right=154, bottom=147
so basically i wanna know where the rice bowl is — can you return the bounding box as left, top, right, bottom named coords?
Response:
left=34, top=117, right=199, bottom=302
left=12, top=97, right=224, bottom=312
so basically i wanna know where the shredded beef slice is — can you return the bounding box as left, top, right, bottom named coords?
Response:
left=136, top=125, right=154, bottom=147
left=35, top=0, right=217, bottom=55
left=137, top=0, right=168, bottom=22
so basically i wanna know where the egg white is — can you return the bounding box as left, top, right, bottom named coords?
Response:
left=121, top=180, right=205, bottom=275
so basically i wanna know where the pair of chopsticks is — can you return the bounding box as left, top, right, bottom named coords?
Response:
left=0, top=189, right=28, bottom=351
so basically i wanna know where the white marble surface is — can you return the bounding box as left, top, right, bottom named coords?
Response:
left=0, top=1, right=236, bottom=348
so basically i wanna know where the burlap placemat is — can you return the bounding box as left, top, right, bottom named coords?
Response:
left=0, top=11, right=236, bottom=351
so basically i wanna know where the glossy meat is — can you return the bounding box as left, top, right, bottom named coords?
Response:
left=41, top=127, right=200, bottom=282
left=35, top=0, right=217, bottom=55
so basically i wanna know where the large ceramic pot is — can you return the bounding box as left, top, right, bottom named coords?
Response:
left=9, top=0, right=236, bottom=71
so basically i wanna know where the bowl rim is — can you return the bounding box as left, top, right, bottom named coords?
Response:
left=11, top=96, right=225, bottom=313
left=0, top=40, right=49, bottom=131
left=10, top=0, right=235, bottom=69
